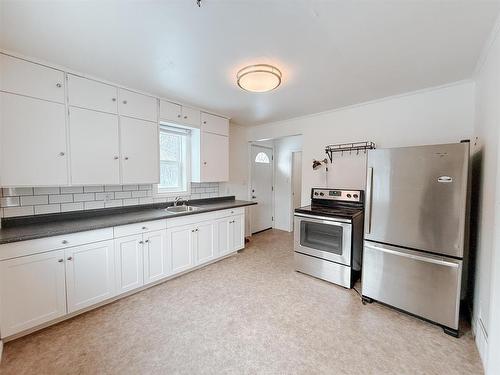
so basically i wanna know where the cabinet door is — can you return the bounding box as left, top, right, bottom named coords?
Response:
left=69, top=107, right=120, bottom=185
left=216, top=218, right=231, bottom=257
left=143, top=229, right=169, bottom=285
left=0, top=92, right=68, bottom=186
left=232, top=214, right=245, bottom=251
left=119, top=89, right=158, bottom=122
left=65, top=240, right=115, bottom=313
left=67, top=74, right=118, bottom=113
left=0, top=250, right=66, bottom=338
left=181, top=106, right=201, bottom=128
left=201, top=132, right=229, bottom=182
left=167, top=224, right=195, bottom=275
left=114, top=235, right=144, bottom=294
left=0, top=54, right=65, bottom=103
left=120, top=117, right=159, bottom=184
left=159, top=100, right=181, bottom=123
left=195, top=221, right=216, bottom=265
left=201, top=112, right=229, bottom=136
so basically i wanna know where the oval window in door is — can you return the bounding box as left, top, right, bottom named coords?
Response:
left=255, top=152, right=270, bottom=164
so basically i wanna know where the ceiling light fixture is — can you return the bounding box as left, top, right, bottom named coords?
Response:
left=237, top=64, right=282, bottom=93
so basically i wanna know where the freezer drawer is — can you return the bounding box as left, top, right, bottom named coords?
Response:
left=362, top=241, right=462, bottom=330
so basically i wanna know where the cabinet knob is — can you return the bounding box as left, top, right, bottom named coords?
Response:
left=124, top=157, right=129, bottom=160
left=139, top=241, right=144, bottom=244
left=112, top=98, right=117, bottom=102
left=62, top=240, right=68, bottom=244
left=59, top=152, right=65, bottom=156
left=67, top=256, right=73, bottom=261
left=203, top=162, right=207, bottom=165
left=191, top=229, right=195, bottom=233
left=144, top=239, right=149, bottom=243
left=203, top=121, right=207, bottom=124
left=142, top=226, right=147, bottom=230
left=123, top=100, right=127, bottom=104
left=58, top=259, right=64, bottom=263
left=56, top=83, right=62, bottom=88
left=184, top=115, right=188, bottom=119
left=177, top=114, right=181, bottom=118
left=114, top=156, right=119, bottom=160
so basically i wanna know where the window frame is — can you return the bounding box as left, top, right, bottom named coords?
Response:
left=155, top=124, right=191, bottom=198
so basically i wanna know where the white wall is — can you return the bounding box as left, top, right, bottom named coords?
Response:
left=273, top=135, right=303, bottom=231
left=247, top=81, right=475, bottom=206
left=473, top=16, right=500, bottom=375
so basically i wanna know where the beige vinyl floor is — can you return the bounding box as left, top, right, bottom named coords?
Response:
left=0, top=229, right=483, bottom=374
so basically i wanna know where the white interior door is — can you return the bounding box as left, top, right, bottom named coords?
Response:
left=292, top=151, right=303, bottom=230
left=250, top=145, right=273, bottom=234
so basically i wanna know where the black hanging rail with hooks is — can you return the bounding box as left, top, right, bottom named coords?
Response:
left=325, top=141, right=376, bottom=162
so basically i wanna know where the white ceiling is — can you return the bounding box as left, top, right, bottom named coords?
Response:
left=1, top=0, right=499, bottom=126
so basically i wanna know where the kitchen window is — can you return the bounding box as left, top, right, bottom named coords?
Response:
left=156, top=125, right=190, bottom=196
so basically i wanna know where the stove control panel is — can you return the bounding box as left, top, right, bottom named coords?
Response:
left=311, top=188, right=363, bottom=203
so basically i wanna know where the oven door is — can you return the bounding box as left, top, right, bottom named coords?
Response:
left=294, top=213, right=352, bottom=266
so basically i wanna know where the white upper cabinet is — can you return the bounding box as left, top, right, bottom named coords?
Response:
left=159, top=100, right=181, bottom=122
left=0, top=54, right=65, bottom=103
left=200, top=132, right=229, bottom=182
left=67, top=74, right=118, bottom=113
left=118, top=89, right=158, bottom=122
left=0, top=92, right=68, bottom=186
left=120, top=117, right=159, bottom=184
left=201, top=112, right=229, bottom=136
left=159, top=100, right=201, bottom=128
left=181, top=106, right=201, bottom=128
left=69, top=107, right=121, bottom=185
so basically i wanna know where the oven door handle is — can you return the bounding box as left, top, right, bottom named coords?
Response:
left=294, top=212, right=351, bottom=225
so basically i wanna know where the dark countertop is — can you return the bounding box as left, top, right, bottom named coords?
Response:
left=0, top=197, right=256, bottom=245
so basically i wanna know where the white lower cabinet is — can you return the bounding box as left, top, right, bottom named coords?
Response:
left=0, top=250, right=67, bottom=337
left=167, top=224, right=195, bottom=275
left=65, top=240, right=115, bottom=313
left=143, top=230, right=169, bottom=285
left=0, top=210, right=245, bottom=339
left=114, top=234, right=144, bottom=294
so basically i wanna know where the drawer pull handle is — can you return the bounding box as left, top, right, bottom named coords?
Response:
left=142, top=226, right=147, bottom=230
left=144, top=239, right=149, bottom=243
left=58, top=259, right=64, bottom=263
left=67, top=256, right=73, bottom=261
left=62, top=240, right=68, bottom=244
left=139, top=241, right=144, bottom=244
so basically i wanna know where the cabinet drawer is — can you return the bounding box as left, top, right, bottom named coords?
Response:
left=119, top=89, right=158, bottom=122
left=0, top=54, right=65, bottom=103
left=67, top=74, right=118, bottom=113
left=201, top=112, right=229, bottom=136
left=166, top=208, right=244, bottom=228
left=114, top=219, right=166, bottom=238
left=0, top=228, right=114, bottom=261
left=159, top=100, right=181, bottom=123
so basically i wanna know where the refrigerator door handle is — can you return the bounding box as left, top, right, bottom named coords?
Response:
left=365, top=167, right=373, bottom=234
left=364, top=243, right=460, bottom=268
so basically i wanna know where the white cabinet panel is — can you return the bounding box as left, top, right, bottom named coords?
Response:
left=167, top=224, right=195, bottom=274
left=67, top=74, right=118, bottom=113
left=159, top=100, right=181, bottom=123
left=69, top=107, right=120, bottom=185
left=0, top=54, right=65, bottom=103
left=119, top=89, right=158, bottom=122
left=143, top=230, right=169, bottom=285
left=0, top=250, right=66, bottom=337
left=216, top=218, right=231, bottom=257
left=65, top=240, right=115, bottom=313
left=201, top=112, right=229, bottom=136
left=0, top=92, right=68, bottom=186
left=120, top=117, right=159, bottom=184
left=181, top=107, right=200, bottom=128
left=114, top=235, right=144, bottom=294
left=200, top=132, right=229, bottom=182
left=195, top=221, right=216, bottom=265
left=232, top=214, right=245, bottom=251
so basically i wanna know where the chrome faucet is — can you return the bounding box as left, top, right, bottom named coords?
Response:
left=173, top=196, right=183, bottom=206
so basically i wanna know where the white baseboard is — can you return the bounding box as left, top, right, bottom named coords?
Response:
left=473, top=314, right=489, bottom=370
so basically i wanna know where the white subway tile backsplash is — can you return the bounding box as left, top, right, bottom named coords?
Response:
left=60, top=186, right=84, bottom=194
left=61, top=202, right=84, bottom=212
left=34, top=187, right=60, bottom=195
left=73, top=193, right=95, bottom=202
left=49, top=194, right=73, bottom=204
left=0, top=182, right=220, bottom=217
left=20, top=195, right=48, bottom=206
left=3, top=206, right=34, bottom=217
left=3, top=187, right=34, bottom=196
left=35, top=204, right=61, bottom=215
left=0, top=197, right=20, bottom=207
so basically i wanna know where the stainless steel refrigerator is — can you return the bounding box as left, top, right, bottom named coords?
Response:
left=361, top=142, right=469, bottom=337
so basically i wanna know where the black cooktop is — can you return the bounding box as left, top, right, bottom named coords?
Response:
left=295, top=204, right=363, bottom=220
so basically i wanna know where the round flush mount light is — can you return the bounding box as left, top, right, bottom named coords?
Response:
left=237, top=64, right=282, bottom=92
